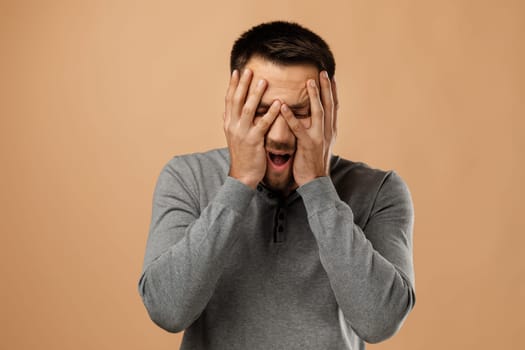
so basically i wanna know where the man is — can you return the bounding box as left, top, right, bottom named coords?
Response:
left=138, top=21, right=415, bottom=350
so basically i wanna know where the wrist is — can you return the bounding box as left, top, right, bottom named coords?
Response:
left=296, top=168, right=328, bottom=187
left=228, top=170, right=259, bottom=190
left=296, top=175, right=323, bottom=187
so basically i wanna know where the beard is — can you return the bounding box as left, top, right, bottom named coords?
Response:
left=263, top=168, right=296, bottom=194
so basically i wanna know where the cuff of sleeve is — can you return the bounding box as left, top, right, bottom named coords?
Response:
left=214, top=176, right=256, bottom=214
left=296, top=176, right=339, bottom=214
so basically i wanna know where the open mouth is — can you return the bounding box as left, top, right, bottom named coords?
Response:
left=269, top=152, right=291, bottom=165
left=267, top=151, right=293, bottom=172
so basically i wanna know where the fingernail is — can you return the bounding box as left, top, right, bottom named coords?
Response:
left=257, top=79, right=264, bottom=87
left=281, top=104, right=289, bottom=112
left=309, top=79, right=316, bottom=88
left=232, top=69, right=237, bottom=77
left=323, top=71, right=329, bottom=79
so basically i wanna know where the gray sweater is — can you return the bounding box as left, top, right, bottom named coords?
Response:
left=138, top=148, right=415, bottom=349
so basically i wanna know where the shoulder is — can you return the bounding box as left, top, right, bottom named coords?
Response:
left=330, top=155, right=412, bottom=226
left=154, top=148, right=230, bottom=203
left=330, top=155, right=391, bottom=199
left=163, top=148, right=230, bottom=175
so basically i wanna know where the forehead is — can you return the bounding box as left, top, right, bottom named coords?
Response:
left=245, top=57, right=319, bottom=105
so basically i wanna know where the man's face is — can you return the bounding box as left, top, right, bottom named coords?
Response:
left=245, top=57, right=320, bottom=194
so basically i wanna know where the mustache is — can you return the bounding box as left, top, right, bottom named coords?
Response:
left=265, top=139, right=296, bottom=153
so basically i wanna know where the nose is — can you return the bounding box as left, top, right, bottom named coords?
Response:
left=266, top=114, right=294, bottom=145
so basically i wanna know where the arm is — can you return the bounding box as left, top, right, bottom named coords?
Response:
left=138, top=164, right=254, bottom=333
left=281, top=73, right=415, bottom=343
left=297, top=172, right=415, bottom=343
left=138, top=68, right=280, bottom=332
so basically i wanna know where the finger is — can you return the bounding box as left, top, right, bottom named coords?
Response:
left=331, top=75, right=339, bottom=111
left=307, top=79, right=324, bottom=133
left=280, top=103, right=307, bottom=138
left=319, top=71, right=334, bottom=132
left=254, top=99, right=281, bottom=135
left=240, top=78, right=267, bottom=127
left=224, top=70, right=239, bottom=124
left=331, top=75, right=339, bottom=134
left=231, top=68, right=253, bottom=120
left=319, top=71, right=334, bottom=110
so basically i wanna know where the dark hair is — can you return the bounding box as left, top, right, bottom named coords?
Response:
left=230, top=21, right=335, bottom=78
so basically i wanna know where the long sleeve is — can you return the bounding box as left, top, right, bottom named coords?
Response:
left=296, top=172, right=415, bottom=344
left=138, top=159, right=255, bottom=333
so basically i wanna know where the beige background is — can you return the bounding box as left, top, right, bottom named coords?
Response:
left=1, top=0, right=523, bottom=349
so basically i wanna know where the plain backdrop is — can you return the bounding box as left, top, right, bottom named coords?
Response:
left=1, top=0, right=524, bottom=349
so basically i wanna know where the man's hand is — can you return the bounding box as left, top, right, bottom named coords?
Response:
left=224, top=69, right=281, bottom=189
left=280, top=71, right=339, bottom=186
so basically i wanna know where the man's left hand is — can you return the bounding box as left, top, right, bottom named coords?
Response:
left=280, top=71, right=339, bottom=186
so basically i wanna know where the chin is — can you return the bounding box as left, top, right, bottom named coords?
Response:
left=263, top=174, right=296, bottom=195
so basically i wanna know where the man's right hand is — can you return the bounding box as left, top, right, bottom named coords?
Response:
left=223, top=69, right=281, bottom=189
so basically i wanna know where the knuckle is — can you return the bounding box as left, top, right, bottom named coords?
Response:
left=291, top=123, right=302, bottom=134
left=256, top=119, right=269, bottom=130
left=241, top=104, right=254, bottom=117
left=232, top=92, right=243, bottom=106
left=225, top=121, right=237, bottom=132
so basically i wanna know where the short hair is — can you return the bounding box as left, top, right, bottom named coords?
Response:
left=230, top=21, right=335, bottom=78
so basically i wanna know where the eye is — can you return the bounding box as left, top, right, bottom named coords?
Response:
left=294, top=114, right=310, bottom=119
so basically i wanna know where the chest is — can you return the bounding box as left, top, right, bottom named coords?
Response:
left=214, top=198, right=336, bottom=310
